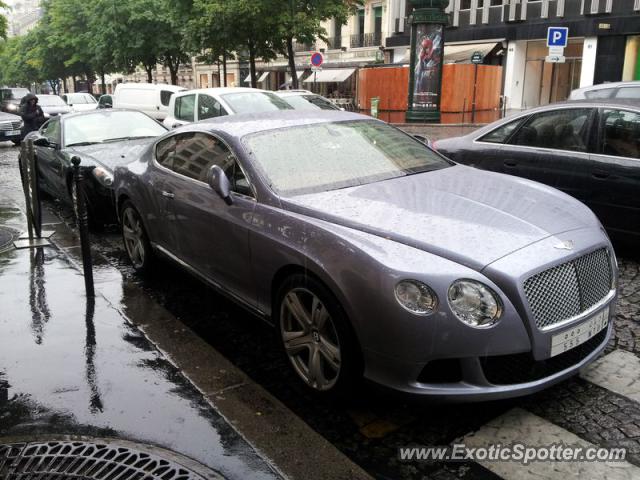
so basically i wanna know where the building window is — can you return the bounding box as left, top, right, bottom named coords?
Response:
left=460, top=0, right=472, bottom=9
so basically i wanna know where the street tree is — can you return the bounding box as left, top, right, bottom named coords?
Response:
left=0, top=0, right=9, bottom=40
left=272, top=0, right=361, bottom=89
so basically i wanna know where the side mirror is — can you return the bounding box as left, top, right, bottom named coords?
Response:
left=413, top=134, right=431, bottom=146
left=207, top=165, right=233, bottom=205
left=32, top=136, right=51, bottom=147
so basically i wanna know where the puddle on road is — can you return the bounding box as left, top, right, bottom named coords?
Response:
left=0, top=246, right=279, bottom=480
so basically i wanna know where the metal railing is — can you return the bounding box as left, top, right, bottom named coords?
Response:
left=350, top=32, right=383, bottom=48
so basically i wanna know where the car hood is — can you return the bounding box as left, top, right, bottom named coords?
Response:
left=67, top=138, right=155, bottom=171
left=283, top=165, right=599, bottom=271
left=0, top=111, right=21, bottom=121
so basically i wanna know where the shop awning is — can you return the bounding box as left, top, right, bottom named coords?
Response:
left=257, top=71, right=270, bottom=83
left=443, top=43, right=499, bottom=64
left=303, top=68, right=355, bottom=83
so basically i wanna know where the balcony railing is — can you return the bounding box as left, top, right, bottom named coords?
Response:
left=350, top=32, right=383, bottom=48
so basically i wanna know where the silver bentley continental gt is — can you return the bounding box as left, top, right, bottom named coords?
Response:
left=113, top=111, right=618, bottom=400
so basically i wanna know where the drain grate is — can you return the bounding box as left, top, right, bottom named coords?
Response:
left=0, top=441, right=217, bottom=480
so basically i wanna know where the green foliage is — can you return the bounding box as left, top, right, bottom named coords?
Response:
left=0, top=0, right=361, bottom=89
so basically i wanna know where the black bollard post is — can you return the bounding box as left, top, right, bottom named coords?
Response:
left=71, top=156, right=95, bottom=298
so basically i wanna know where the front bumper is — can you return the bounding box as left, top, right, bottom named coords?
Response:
left=363, top=320, right=612, bottom=402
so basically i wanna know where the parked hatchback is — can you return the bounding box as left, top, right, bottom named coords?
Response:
left=163, top=87, right=292, bottom=128
left=114, top=110, right=617, bottom=400
left=569, top=81, right=640, bottom=101
left=61, top=92, right=99, bottom=112
left=434, top=100, right=640, bottom=244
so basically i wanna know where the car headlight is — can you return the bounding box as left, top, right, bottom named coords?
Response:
left=6, top=103, right=18, bottom=112
left=395, top=280, right=438, bottom=315
left=92, top=167, right=114, bottom=187
left=447, top=279, right=502, bottom=328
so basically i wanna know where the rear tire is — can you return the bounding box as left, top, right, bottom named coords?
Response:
left=275, top=274, right=362, bottom=399
left=120, top=201, right=154, bottom=273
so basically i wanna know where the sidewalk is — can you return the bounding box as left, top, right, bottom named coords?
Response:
left=0, top=144, right=372, bottom=480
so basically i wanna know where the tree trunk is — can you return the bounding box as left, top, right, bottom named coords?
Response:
left=100, top=72, right=106, bottom=95
left=286, top=36, right=298, bottom=90
left=145, top=65, right=154, bottom=83
left=169, top=62, right=179, bottom=85
left=62, top=77, right=68, bottom=93
left=248, top=40, right=257, bottom=88
left=222, top=51, right=227, bottom=87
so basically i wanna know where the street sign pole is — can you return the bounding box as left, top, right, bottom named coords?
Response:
left=470, top=51, right=483, bottom=124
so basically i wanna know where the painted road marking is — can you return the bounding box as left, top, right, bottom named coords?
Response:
left=464, top=408, right=640, bottom=479
left=581, top=349, right=640, bottom=402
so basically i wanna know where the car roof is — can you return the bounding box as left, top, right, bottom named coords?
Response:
left=115, top=82, right=185, bottom=91
left=275, top=90, right=316, bottom=97
left=573, top=81, right=640, bottom=92
left=174, top=87, right=270, bottom=97
left=183, top=110, right=372, bottom=138
left=56, top=108, right=158, bottom=120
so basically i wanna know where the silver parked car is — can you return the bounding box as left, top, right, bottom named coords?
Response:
left=569, top=81, right=640, bottom=101
left=114, top=111, right=617, bottom=400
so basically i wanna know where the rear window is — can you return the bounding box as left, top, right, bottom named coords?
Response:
left=221, top=92, right=293, bottom=114
left=585, top=88, right=615, bottom=99
left=161, top=90, right=174, bottom=106
left=615, top=87, right=640, bottom=100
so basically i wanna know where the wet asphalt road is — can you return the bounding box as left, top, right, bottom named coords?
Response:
left=2, top=142, right=640, bottom=480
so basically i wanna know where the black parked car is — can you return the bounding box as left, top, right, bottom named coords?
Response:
left=24, top=109, right=167, bottom=227
left=434, top=100, right=640, bottom=244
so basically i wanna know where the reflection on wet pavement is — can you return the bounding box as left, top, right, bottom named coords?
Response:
left=0, top=245, right=279, bottom=480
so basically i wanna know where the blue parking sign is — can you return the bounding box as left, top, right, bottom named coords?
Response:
left=547, top=27, right=568, bottom=47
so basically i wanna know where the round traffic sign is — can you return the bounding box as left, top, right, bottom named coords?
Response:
left=310, top=52, right=324, bottom=67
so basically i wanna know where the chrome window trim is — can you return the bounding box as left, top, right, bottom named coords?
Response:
left=152, top=130, right=258, bottom=200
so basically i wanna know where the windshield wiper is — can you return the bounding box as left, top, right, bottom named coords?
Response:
left=66, top=141, right=102, bottom=147
left=102, top=136, right=155, bottom=143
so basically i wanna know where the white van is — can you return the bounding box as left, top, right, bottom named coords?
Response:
left=113, top=83, right=185, bottom=120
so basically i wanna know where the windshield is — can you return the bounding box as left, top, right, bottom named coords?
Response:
left=244, top=120, right=452, bottom=196
left=66, top=93, right=97, bottom=104
left=3, top=88, right=29, bottom=100
left=282, top=94, right=339, bottom=111
left=64, top=111, right=167, bottom=146
left=38, top=96, right=68, bottom=107
left=221, top=92, right=293, bottom=114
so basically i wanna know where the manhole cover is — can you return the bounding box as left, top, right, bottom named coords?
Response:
left=0, top=226, right=15, bottom=252
left=0, top=439, right=223, bottom=480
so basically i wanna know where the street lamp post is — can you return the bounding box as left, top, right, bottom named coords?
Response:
left=406, top=0, right=450, bottom=123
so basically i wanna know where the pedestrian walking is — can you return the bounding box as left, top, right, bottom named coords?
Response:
left=19, top=93, right=46, bottom=140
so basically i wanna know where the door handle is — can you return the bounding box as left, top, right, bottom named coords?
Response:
left=504, top=160, right=517, bottom=167
left=161, top=190, right=175, bottom=199
left=592, top=171, right=610, bottom=180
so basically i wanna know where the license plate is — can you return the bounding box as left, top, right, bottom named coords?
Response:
left=5, top=130, right=20, bottom=136
left=550, top=306, right=609, bottom=357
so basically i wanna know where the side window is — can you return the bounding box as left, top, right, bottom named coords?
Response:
left=160, top=90, right=173, bottom=107
left=198, top=94, right=228, bottom=120
left=479, top=117, right=526, bottom=143
left=600, top=109, right=640, bottom=159
left=585, top=88, right=614, bottom=99
left=615, top=87, right=640, bottom=100
left=175, top=94, right=195, bottom=122
left=155, top=136, right=176, bottom=169
left=168, top=132, right=253, bottom=196
left=42, top=118, right=61, bottom=144
left=509, top=108, right=591, bottom=152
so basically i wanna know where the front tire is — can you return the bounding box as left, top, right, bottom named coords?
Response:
left=120, top=201, right=154, bottom=273
left=276, top=274, right=362, bottom=398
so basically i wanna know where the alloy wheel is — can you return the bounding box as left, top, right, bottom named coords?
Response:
left=280, top=288, right=342, bottom=391
left=122, top=207, right=146, bottom=269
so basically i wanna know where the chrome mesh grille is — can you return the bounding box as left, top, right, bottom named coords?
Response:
left=524, top=248, right=612, bottom=330
left=0, top=120, right=22, bottom=131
